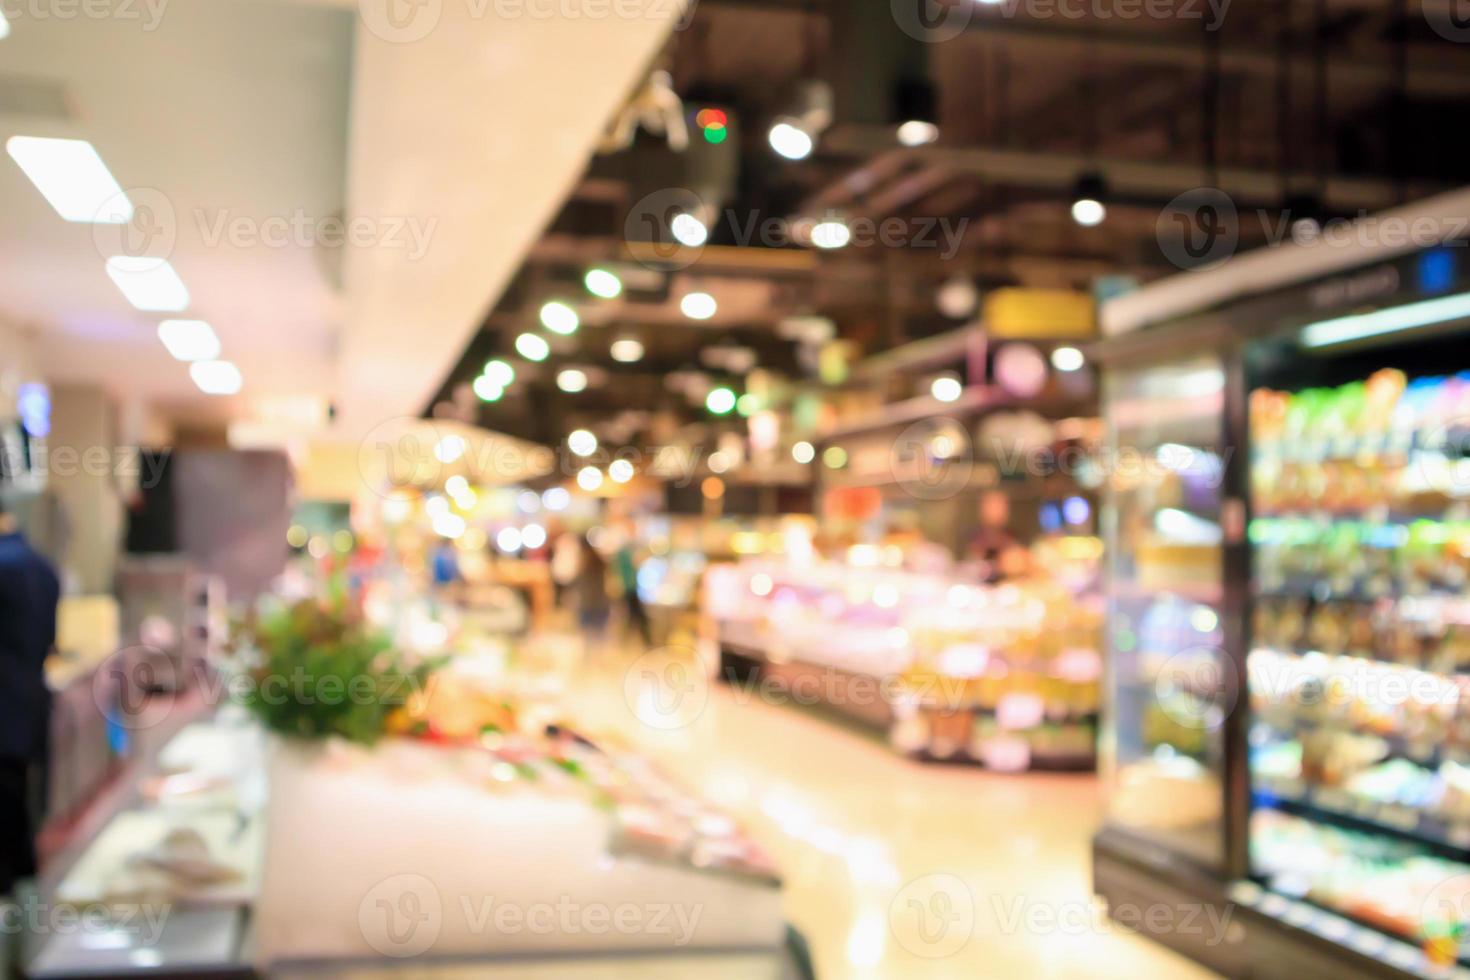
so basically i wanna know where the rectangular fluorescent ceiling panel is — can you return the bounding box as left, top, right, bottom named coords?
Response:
left=0, top=11, right=10, bottom=39
left=1300, top=291, right=1470, bottom=348
left=105, top=256, right=189, bottom=311
left=6, top=136, right=132, bottom=223
left=189, top=360, right=242, bottom=396
left=157, top=320, right=220, bottom=362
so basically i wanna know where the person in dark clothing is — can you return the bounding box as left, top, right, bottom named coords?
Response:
left=0, top=498, right=60, bottom=895
left=574, top=531, right=611, bottom=639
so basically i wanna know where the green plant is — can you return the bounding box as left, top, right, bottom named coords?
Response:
left=238, top=599, right=442, bottom=745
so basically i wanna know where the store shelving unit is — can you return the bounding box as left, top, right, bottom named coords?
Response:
left=1092, top=239, right=1470, bottom=979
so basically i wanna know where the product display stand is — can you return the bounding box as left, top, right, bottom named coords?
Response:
left=1092, top=223, right=1470, bottom=978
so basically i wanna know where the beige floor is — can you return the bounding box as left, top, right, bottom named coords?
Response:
left=547, top=639, right=1222, bottom=980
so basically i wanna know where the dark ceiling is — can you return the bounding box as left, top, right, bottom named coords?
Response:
left=429, top=0, right=1470, bottom=450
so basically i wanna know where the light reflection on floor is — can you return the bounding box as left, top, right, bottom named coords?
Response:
left=543, top=638, right=1222, bottom=980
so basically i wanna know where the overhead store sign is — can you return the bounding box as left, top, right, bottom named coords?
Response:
left=983, top=288, right=1096, bottom=340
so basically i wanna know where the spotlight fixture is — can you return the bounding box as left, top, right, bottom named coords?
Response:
left=893, top=77, right=939, bottom=148
left=670, top=212, right=709, bottom=247
left=577, top=466, right=605, bottom=492
left=483, top=359, right=515, bottom=386
left=584, top=268, right=622, bottom=299
left=706, top=387, right=737, bottom=415
left=768, top=79, right=832, bottom=162
left=768, top=121, right=814, bottom=161
left=1070, top=173, right=1107, bottom=227
left=930, top=374, right=963, bottom=403
left=515, top=333, right=550, bottom=361
left=608, top=459, right=635, bottom=483
left=810, top=218, right=851, bottom=250
left=791, top=441, right=815, bottom=464
left=1051, top=347, right=1085, bottom=372
left=539, top=300, right=579, bottom=335
left=610, top=337, right=644, bottom=363
left=189, top=360, right=243, bottom=396
left=897, top=120, right=939, bottom=147
left=473, top=375, right=504, bottom=402
left=568, top=428, right=598, bottom=457
left=157, top=320, right=220, bottom=362
left=681, top=292, right=718, bottom=321
left=556, top=368, right=588, bottom=393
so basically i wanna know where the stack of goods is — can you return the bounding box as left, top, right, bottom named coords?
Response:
left=1250, top=366, right=1470, bottom=967
left=1253, top=809, right=1470, bottom=961
left=713, top=557, right=1102, bottom=770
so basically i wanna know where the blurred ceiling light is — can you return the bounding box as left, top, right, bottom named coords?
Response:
left=0, top=10, right=10, bottom=37
left=708, top=451, right=731, bottom=473
left=434, top=434, right=467, bottom=464
left=897, top=120, right=939, bottom=147
left=1070, top=174, right=1107, bottom=227
left=543, top=487, right=571, bottom=511
left=515, top=332, right=549, bottom=361
left=483, top=359, right=515, bottom=386
left=522, top=522, right=547, bottom=549
left=811, top=219, right=851, bottom=250
left=608, top=459, right=635, bottom=483
left=539, top=300, right=579, bottom=335
left=610, top=337, right=644, bottom=363
left=577, top=466, right=605, bottom=492
left=472, top=375, right=503, bottom=402
left=768, top=121, right=814, bottom=161
left=670, top=212, right=708, bottom=247
left=557, top=368, right=588, bottom=393
left=930, top=375, right=963, bottom=402
left=6, top=136, right=131, bottom=223
left=568, top=428, right=598, bottom=457
left=936, top=276, right=979, bottom=319
left=496, top=526, right=523, bottom=553
left=157, top=320, right=220, bottom=362
left=189, top=360, right=242, bottom=396
left=791, top=441, right=815, bottom=464
left=1051, top=346, right=1085, bottom=372
left=446, top=475, right=469, bottom=498
left=706, top=386, right=737, bottom=414
left=105, top=256, right=189, bottom=311
left=822, top=446, right=848, bottom=469
left=681, top=291, right=718, bottom=320
left=584, top=267, right=622, bottom=299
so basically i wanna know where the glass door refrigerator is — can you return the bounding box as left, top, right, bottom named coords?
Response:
left=1093, top=244, right=1470, bottom=980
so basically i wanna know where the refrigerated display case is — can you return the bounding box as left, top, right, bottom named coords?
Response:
left=1093, top=234, right=1470, bottom=980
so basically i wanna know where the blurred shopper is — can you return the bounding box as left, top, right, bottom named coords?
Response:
left=613, top=531, right=651, bottom=648
left=550, top=524, right=583, bottom=611
left=574, top=532, right=611, bottom=641
left=968, top=490, right=1028, bottom=582
left=0, top=498, right=60, bottom=896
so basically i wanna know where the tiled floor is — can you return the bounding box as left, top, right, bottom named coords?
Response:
left=552, top=640, right=1223, bottom=980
